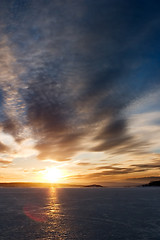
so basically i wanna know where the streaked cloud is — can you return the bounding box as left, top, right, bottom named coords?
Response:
left=0, top=159, right=12, bottom=164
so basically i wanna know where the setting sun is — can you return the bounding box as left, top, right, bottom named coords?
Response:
left=44, top=167, right=62, bottom=183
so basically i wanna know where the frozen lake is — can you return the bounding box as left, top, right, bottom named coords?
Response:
left=0, top=187, right=160, bottom=240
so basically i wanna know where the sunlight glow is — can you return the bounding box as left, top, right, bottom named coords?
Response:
left=44, top=167, right=62, bottom=183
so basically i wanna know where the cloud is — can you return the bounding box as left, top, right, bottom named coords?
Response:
left=69, top=167, right=139, bottom=180
left=131, top=163, right=160, bottom=171
left=1, top=119, right=22, bottom=142
left=77, top=162, right=90, bottom=166
left=127, top=176, right=160, bottom=182
left=0, top=142, right=10, bottom=153
left=0, top=159, right=12, bottom=164
left=71, top=159, right=160, bottom=181
left=0, top=0, right=160, bottom=164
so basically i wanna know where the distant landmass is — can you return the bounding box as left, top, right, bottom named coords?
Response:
left=84, top=184, right=103, bottom=188
left=0, top=182, right=105, bottom=188
left=142, top=180, right=160, bottom=187
left=0, top=182, right=82, bottom=188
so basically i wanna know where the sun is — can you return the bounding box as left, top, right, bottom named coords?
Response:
left=44, top=167, right=62, bottom=183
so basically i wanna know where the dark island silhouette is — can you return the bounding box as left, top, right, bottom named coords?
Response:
left=84, top=184, right=103, bottom=188
left=142, top=180, right=160, bottom=187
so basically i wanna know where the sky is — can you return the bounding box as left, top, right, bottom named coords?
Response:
left=0, top=0, right=160, bottom=186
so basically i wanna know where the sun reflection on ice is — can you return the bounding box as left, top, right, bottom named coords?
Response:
left=47, top=187, right=61, bottom=215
